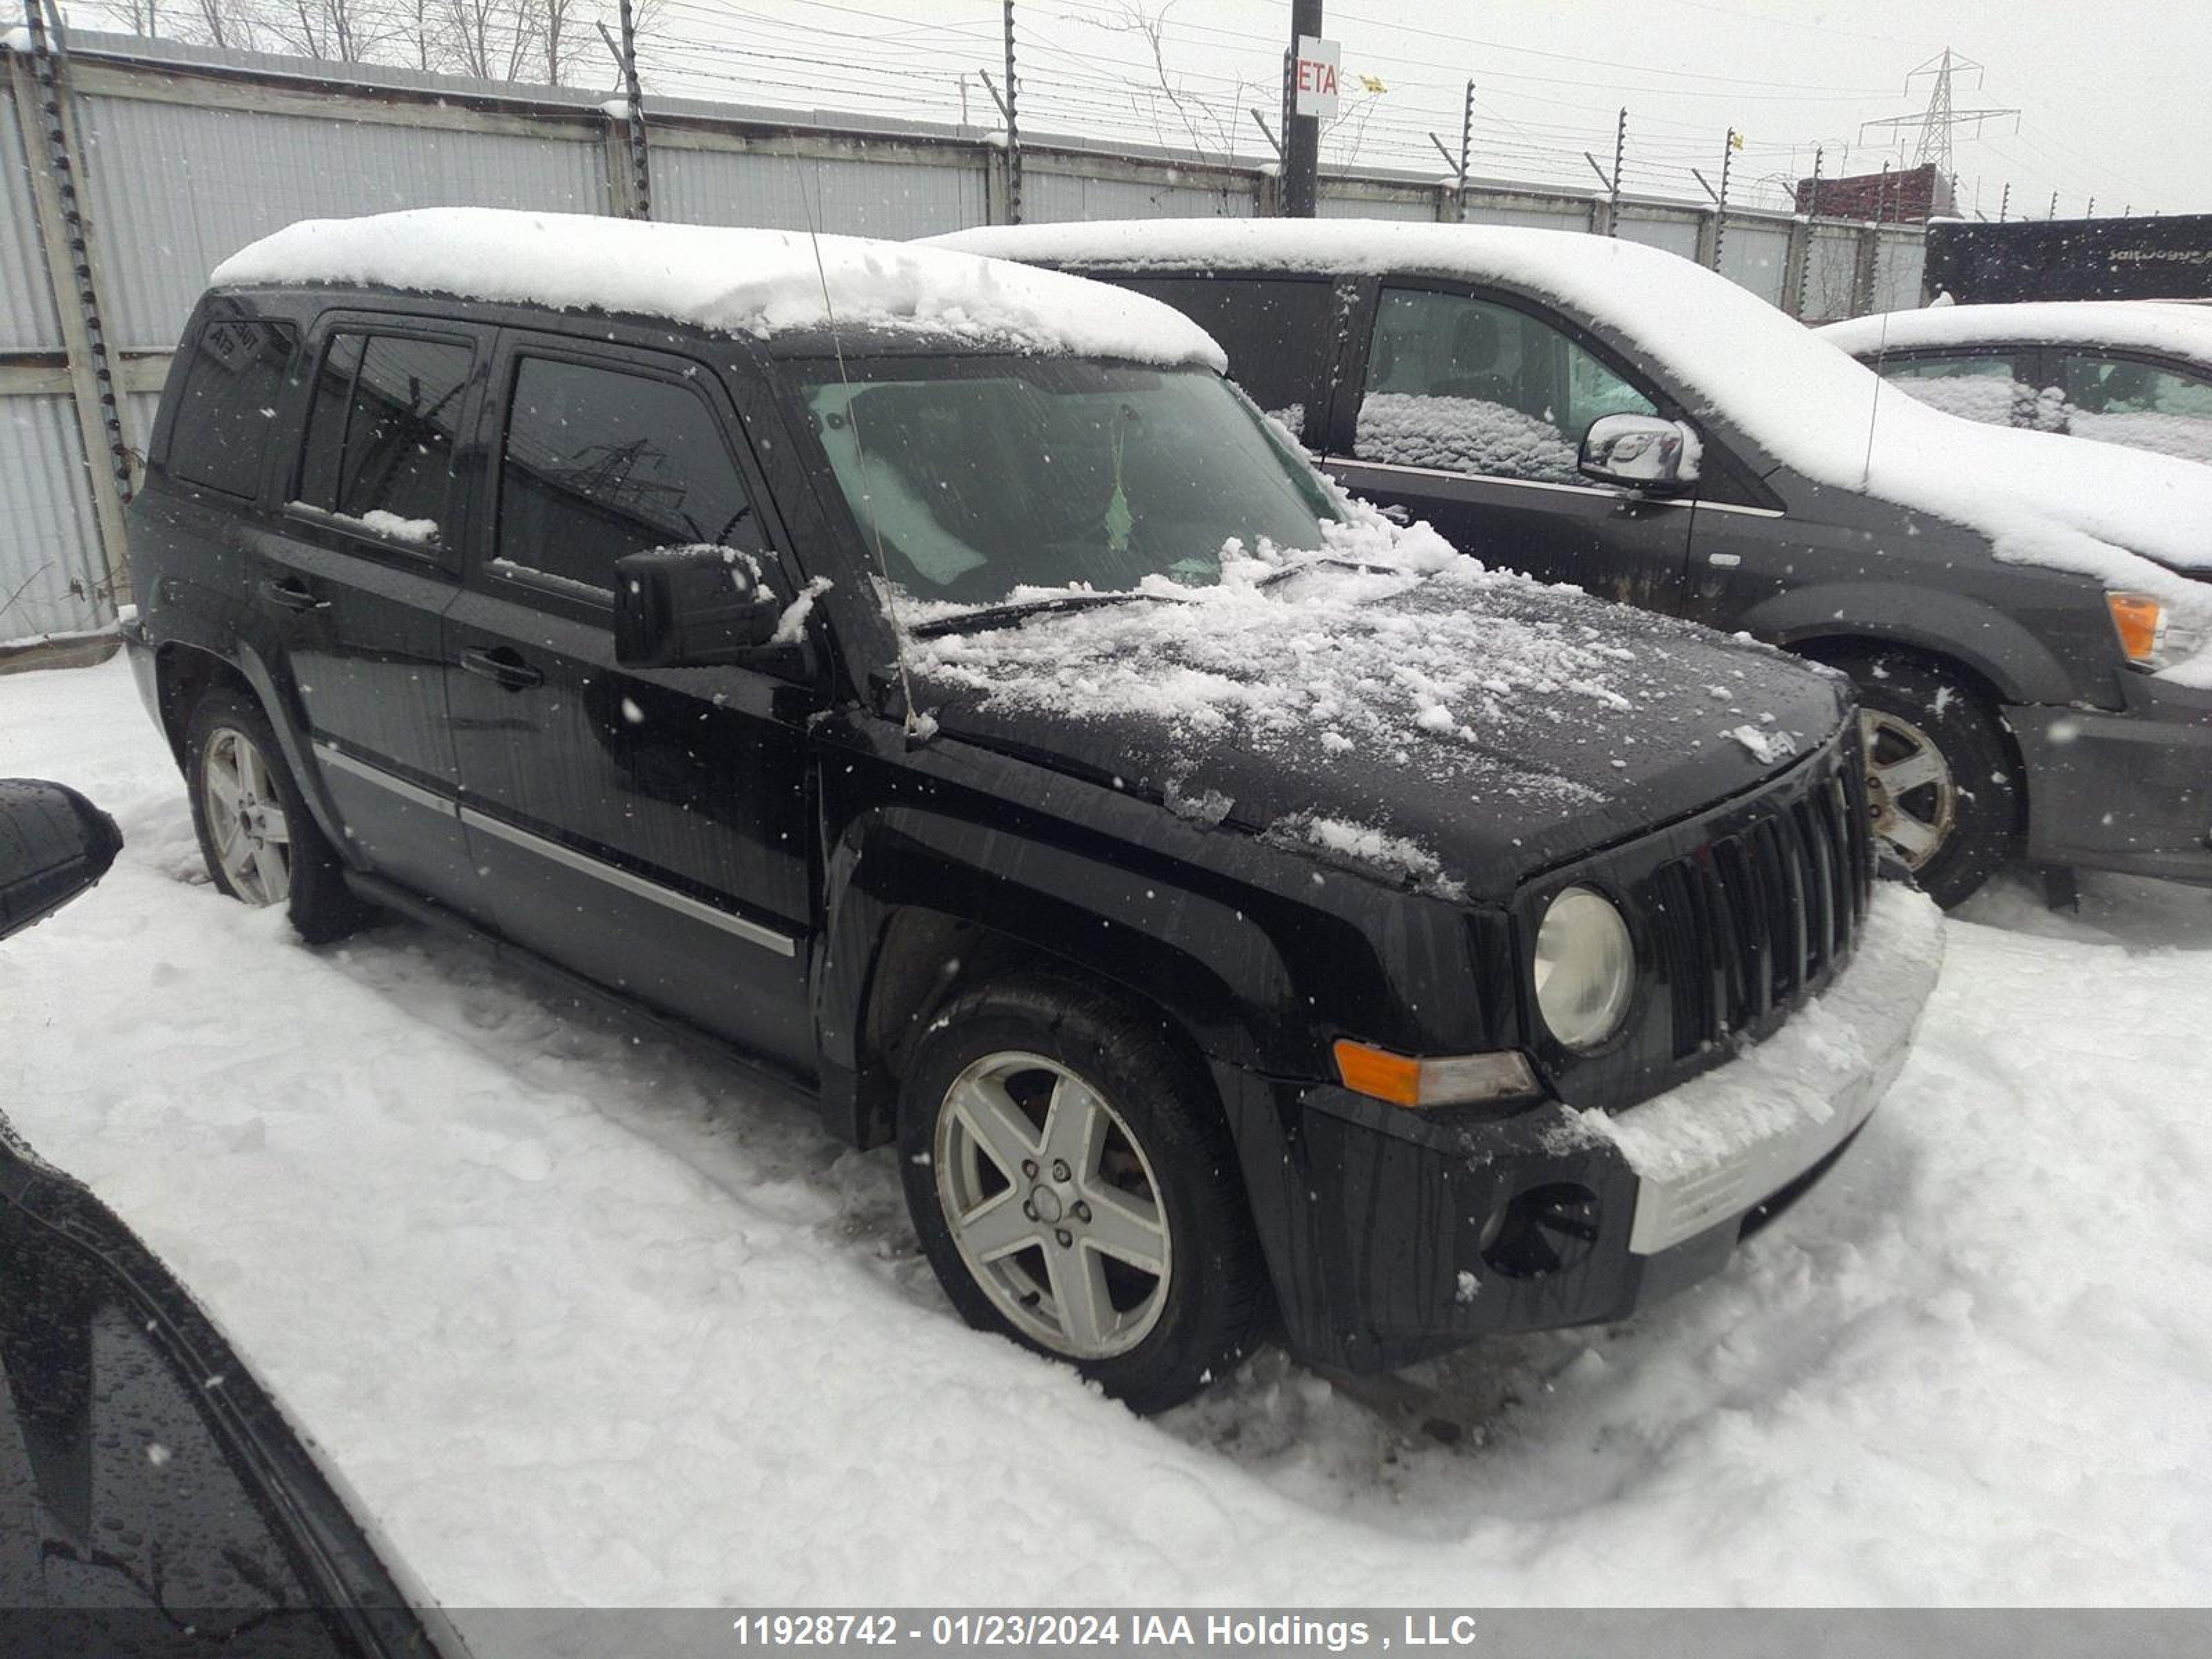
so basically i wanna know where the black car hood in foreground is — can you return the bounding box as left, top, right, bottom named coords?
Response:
left=0, top=1126, right=463, bottom=1658
left=909, top=557, right=1850, bottom=901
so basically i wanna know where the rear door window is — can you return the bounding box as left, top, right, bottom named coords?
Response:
left=166, top=317, right=297, bottom=498
left=495, top=355, right=761, bottom=597
left=1877, top=350, right=2042, bottom=429
left=1353, top=288, right=1656, bottom=484
left=294, top=330, right=474, bottom=547
left=1116, top=276, right=1337, bottom=441
left=2052, top=352, right=2212, bottom=463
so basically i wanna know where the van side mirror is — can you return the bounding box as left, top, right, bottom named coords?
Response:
left=613, top=545, right=789, bottom=670
left=1578, top=414, right=1700, bottom=494
left=0, top=780, right=124, bottom=943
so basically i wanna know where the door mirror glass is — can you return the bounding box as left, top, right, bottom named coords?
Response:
left=1578, top=413, right=1700, bottom=492
left=1, top=780, right=124, bottom=943
left=613, top=545, right=786, bottom=669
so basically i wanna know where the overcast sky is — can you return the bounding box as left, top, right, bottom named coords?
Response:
left=631, top=0, right=2206, bottom=219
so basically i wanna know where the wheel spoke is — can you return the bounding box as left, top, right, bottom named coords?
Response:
left=240, top=744, right=270, bottom=806
left=252, top=842, right=289, bottom=902
left=948, top=1074, right=1040, bottom=1180
left=1882, top=810, right=1940, bottom=861
left=205, top=743, right=244, bottom=808
left=257, top=803, right=291, bottom=846
left=1046, top=1244, right=1115, bottom=1353
left=1040, top=1075, right=1109, bottom=1181
left=1877, top=748, right=1945, bottom=796
left=1081, top=1185, right=1167, bottom=1275
left=955, top=1190, right=1038, bottom=1264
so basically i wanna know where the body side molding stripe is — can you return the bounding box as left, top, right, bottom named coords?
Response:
left=312, top=738, right=797, bottom=957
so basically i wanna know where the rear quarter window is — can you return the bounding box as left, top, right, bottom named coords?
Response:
left=1114, top=275, right=1335, bottom=439
left=165, top=317, right=298, bottom=498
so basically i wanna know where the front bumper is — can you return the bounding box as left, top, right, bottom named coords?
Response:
left=1211, top=882, right=1942, bottom=1374
left=2009, top=674, right=2212, bottom=884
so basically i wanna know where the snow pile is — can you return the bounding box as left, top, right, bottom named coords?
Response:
left=1273, top=813, right=1463, bottom=900
left=1353, top=391, right=1580, bottom=484
left=215, top=209, right=1224, bottom=369
left=10, top=658, right=2212, bottom=1609
left=1885, top=375, right=2045, bottom=429
left=1819, top=299, right=2212, bottom=364
left=934, top=221, right=2212, bottom=680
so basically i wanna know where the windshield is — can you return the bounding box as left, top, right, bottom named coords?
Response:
left=793, top=357, right=1339, bottom=612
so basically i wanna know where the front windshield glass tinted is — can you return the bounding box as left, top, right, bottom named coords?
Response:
left=793, top=357, right=1338, bottom=610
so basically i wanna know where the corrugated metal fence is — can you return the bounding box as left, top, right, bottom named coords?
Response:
left=1, top=30, right=1927, bottom=647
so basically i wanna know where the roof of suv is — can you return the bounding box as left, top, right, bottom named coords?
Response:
left=1819, top=300, right=2212, bottom=364
left=210, top=207, right=1225, bottom=368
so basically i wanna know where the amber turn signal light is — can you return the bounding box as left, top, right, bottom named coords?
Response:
left=1332, top=1039, right=1541, bottom=1109
left=2108, top=592, right=2164, bottom=665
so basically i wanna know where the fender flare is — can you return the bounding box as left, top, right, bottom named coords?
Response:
left=812, top=803, right=1316, bottom=1145
left=1740, top=581, right=2077, bottom=706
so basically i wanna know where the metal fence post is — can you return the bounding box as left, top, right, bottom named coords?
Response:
left=9, top=0, right=135, bottom=617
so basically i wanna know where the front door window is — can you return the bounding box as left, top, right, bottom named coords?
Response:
left=1353, top=288, right=1655, bottom=485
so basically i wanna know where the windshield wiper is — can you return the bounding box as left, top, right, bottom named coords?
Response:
left=909, top=591, right=1181, bottom=639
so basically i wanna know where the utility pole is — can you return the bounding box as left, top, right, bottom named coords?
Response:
left=1002, top=0, right=1022, bottom=223
left=1796, top=144, right=1823, bottom=319
left=1607, top=105, right=1627, bottom=234
left=1998, top=180, right=2009, bottom=222
left=612, top=0, right=649, bottom=218
left=1280, top=0, right=1322, bottom=217
left=2086, top=195, right=2095, bottom=216
left=1459, top=77, right=1474, bottom=203
left=1712, top=126, right=1735, bottom=272
left=2048, top=190, right=2059, bottom=220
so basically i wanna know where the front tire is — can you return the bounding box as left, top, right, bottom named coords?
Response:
left=183, top=688, right=372, bottom=944
left=898, top=978, right=1270, bottom=1414
left=1833, top=653, right=2020, bottom=908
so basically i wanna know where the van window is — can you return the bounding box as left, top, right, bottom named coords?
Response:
left=2053, top=353, right=2212, bottom=463
left=1116, top=276, right=1335, bottom=439
left=496, top=357, right=759, bottom=594
left=294, top=331, right=472, bottom=544
left=1355, top=288, right=1655, bottom=485
left=167, top=317, right=297, bottom=498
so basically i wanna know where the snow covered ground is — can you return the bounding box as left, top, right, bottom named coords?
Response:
left=6, top=655, right=2212, bottom=1614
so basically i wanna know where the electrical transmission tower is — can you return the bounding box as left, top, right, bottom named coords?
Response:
left=1859, top=47, right=2018, bottom=192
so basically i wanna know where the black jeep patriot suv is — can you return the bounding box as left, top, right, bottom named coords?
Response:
left=122, top=209, right=1937, bottom=1412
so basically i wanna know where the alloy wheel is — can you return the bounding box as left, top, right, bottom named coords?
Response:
left=201, top=726, right=293, bottom=906
left=1861, top=708, right=1957, bottom=872
left=932, top=1050, right=1173, bottom=1360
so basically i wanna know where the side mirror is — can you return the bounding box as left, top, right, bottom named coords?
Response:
left=1578, top=413, right=1701, bottom=494
left=613, top=545, right=789, bottom=670
left=0, top=780, right=124, bottom=943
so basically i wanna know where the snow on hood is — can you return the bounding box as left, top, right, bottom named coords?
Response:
left=213, top=209, right=1224, bottom=369
left=933, top=220, right=2212, bottom=679
left=906, top=514, right=1850, bottom=898
left=1819, top=300, right=2212, bottom=364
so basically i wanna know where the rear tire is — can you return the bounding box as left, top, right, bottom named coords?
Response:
left=897, top=977, right=1270, bottom=1414
left=184, top=688, right=373, bottom=944
left=1829, top=653, right=2019, bottom=908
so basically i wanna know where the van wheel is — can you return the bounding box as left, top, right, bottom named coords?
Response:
left=184, top=689, right=372, bottom=944
left=897, top=978, right=1269, bottom=1414
left=1836, top=654, right=2019, bottom=908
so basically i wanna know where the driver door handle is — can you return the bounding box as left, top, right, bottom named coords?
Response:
left=458, top=646, right=544, bottom=691
left=260, top=577, right=329, bottom=613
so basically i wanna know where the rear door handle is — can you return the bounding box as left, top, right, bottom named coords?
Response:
left=458, top=646, right=544, bottom=691
left=260, top=577, right=329, bottom=613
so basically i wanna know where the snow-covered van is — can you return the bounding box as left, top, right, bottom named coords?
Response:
left=935, top=221, right=2212, bottom=907
left=1819, top=300, right=2212, bottom=467
left=122, top=209, right=1935, bottom=1411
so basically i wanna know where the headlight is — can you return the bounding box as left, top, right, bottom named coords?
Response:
left=2108, top=590, right=2212, bottom=672
left=1533, top=886, right=1635, bottom=1051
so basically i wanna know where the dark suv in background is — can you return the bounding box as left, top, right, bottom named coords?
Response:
left=937, top=221, right=2212, bottom=907
left=123, top=208, right=1934, bottom=1411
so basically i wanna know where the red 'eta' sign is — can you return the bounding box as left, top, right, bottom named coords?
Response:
left=1293, top=35, right=1340, bottom=118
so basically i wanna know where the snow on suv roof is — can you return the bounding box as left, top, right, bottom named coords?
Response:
left=1819, top=301, right=2212, bottom=363
left=212, top=208, right=1226, bottom=369
left=936, top=219, right=2212, bottom=656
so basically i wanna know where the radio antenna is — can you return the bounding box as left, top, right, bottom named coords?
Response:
left=797, top=182, right=924, bottom=740
left=1860, top=303, right=1894, bottom=491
